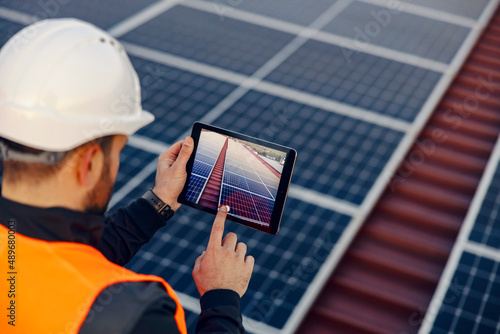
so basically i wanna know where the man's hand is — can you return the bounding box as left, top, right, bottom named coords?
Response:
left=193, top=205, right=255, bottom=298
left=152, top=137, right=193, bottom=211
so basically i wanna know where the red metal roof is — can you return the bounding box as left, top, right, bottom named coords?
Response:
left=297, top=6, right=500, bottom=334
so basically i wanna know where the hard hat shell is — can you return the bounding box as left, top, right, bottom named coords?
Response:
left=0, top=18, right=154, bottom=152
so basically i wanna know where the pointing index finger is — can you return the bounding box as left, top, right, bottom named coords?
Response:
left=207, top=205, right=230, bottom=250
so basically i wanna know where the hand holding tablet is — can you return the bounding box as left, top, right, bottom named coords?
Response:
left=179, top=122, right=297, bottom=234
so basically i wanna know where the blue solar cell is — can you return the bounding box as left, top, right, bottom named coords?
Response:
left=264, top=39, right=442, bottom=122
left=266, top=186, right=278, bottom=198
left=125, top=197, right=352, bottom=329
left=245, top=178, right=274, bottom=198
left=213, top=90, right=404, bottom=205
left=185, top=174, right=207, bottom=203
left=242, top=169, right=261, bottom=182
left=220, top=184, right=263, bottom=222
left=399, top=0, right=489, bottom=19
left=322, top=2, right=470, bottom=64
left=194, top=152, right=217, bottom=166
left=469, top=162, right=500, bottom=249
left=130, top=56, right=237, bottom=144
left=192, top=160, right=213, bottom=178
left=200, top=0, right=336, bottom=26
left=0, top=0, right=158, bottom=29
left=224, top=163, right=243, bottom=175
left=121, top=5, right=295, bottom=75
left=0, top=19, right=24, bottom=47
left=430, top=252, right=500, bottom=334
left=223, top=172, right=250, bottom=192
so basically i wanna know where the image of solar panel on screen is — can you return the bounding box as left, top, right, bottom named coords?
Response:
left=187, top=129, right=284, bottom=226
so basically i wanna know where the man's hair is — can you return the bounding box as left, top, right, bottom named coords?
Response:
left=1, top=136, right=114, bottom=184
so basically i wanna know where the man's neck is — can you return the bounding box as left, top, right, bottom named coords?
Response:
left=1, top=181, right=83, bottom=211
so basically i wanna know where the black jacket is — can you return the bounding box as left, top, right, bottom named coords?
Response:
left=0, top=196, right=245, bottom=333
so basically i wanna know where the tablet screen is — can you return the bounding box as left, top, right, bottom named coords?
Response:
left=179, top=122, right=296, bottom=234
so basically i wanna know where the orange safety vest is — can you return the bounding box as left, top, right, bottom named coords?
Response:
left=0, top=224, right=187, bottom=334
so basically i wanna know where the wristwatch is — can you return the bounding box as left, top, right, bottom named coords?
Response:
left=142, top=189, right=175, bottom=221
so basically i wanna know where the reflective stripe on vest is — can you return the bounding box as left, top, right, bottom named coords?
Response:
left=0, top=224, right=187, bottom=334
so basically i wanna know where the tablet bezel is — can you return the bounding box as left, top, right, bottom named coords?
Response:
left=178, top=122, right=296, bottom=235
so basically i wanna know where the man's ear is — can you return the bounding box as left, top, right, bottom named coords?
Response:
left=76, top=144, right=104, bottom=189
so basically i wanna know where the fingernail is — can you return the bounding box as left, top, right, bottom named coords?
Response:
left=225, top=205, right=230, bottom=213
left=220, top=205, right=228, bottom=213
left=218, top=204, right=223, bottom=208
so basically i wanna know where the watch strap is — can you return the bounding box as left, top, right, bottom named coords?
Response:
left=142, top=189, right=175, bottom=221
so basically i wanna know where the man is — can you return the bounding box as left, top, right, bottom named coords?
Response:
left=0, top=18, right=254, bottom=333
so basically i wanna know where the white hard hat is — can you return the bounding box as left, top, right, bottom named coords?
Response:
left=0, top=18, right=154, bottom=152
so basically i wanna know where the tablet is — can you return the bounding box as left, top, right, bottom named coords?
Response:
left=179, top=122, right=296, bottom=234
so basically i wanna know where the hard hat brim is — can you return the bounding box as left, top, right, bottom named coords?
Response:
left=0, top=103, right=155, bottom=152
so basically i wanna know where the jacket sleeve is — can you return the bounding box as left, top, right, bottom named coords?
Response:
left=98, top=198, right=168, bottom=266
left=196, top=290, right=245, bottom=333
left=131, top=289, right=244, bottom=334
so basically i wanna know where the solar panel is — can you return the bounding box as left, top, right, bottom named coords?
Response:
left=200, top=0, right=336, bottom=26
left=264, top=39, right=442, bottom=122
left=321, top=1, right=470, bottom=63
left=0, top=0, right=493, bottom=332
left=114, top=145, right=158, bottom=192
left=429, top=252, right=500, bottom=334
left=469, top=163, right=500, bottom=249
left=185, top=130, right=282, bottom=226
left=0, top=0, right=158, bottom=29
left=120, top=5, right=295, bottom=75
left=399, top=0, right=490, bottom=19
left=211, top=90, right=404, bottom=205
left=0, top=19, right=23, bottom=46
left=131, top=56, right=238, bottom=144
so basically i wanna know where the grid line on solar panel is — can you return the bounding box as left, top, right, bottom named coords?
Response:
left=121, top=5, right=295, bottom=75
left=430, top=252, right=500, bottom=334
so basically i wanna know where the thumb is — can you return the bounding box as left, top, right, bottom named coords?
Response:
left=173, top=137, right=194, bottom=170
left=194, top=251, right=206, bottom=271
